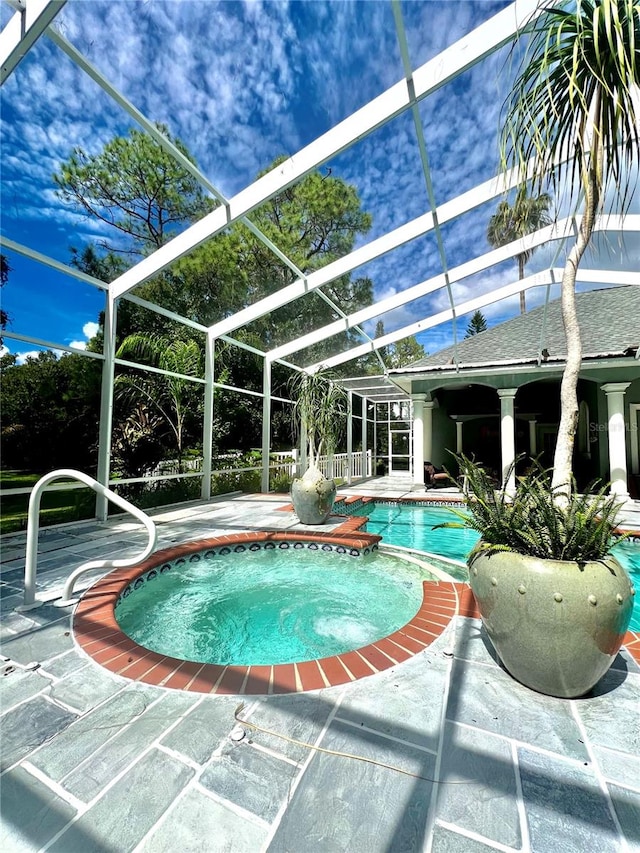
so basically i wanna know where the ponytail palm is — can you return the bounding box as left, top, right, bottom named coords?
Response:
left=290, top=369, right=347, bottom=472
left=501, top=0, right=639, bottom=501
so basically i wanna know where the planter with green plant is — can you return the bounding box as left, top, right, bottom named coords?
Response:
left=444, top=456, right=634, bottom=697
left=289, top=369, right=347, bottom=525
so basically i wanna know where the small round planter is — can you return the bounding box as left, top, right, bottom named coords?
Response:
left=291, top=475, right=337, bottom=525
left=469, top=549, right=635, bottom=698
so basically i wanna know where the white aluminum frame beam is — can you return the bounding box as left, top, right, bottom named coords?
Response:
left=96, top=294, right=117, bottom=520
left=1, top=330, right=105, bottom=359
left=309, top=263, right=639, bottom=372
left=117, top=299, right=271, bottom=358
left=0, top=0, right=65, bottom=84
left=122, top=294, right=209, bottom=334
left=270, top=214, right=639, bottom=362
left=201, top=331, right=215, bottom=500
left=0, top=236, right=108, bottom=290
left=210, top=161, right=538, bottom=342
left=108, top=0, right=540, bottom=300
left=113, top=358, right=206, bottom=385
left=551, top=267, right=640, bottom=286
left=261, top=358, right=271, bottom=493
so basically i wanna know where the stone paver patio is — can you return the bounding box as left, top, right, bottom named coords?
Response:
left=1, top=485, right=639, bottom=852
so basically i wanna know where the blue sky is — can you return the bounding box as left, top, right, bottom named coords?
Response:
left=1, top=0, right=638, bottom=366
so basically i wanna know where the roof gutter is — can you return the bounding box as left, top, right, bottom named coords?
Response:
left=389, top=353, right=640, bottom=379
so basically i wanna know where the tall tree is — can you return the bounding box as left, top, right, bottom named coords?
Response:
left=487, top=187, right=552, bottom=314
left=0, top=253, right=11, bottom=334
left=0, top=351, right=101, bottom=472
left=385, top=336, right=426, bottom=369
left=502, top=0, right=639, bottom=498
left=465, top=311, right=488, bottom=338
left=372, top=321, right=426, bottom=370
left=374, top=320, right=388, bottom=365
left=172, top=156, right=374, bottom=348
left=54, top=133, right=376, bottom=455
left=54, top=125, right=212, bottom=254
left=56, top=134, right=374, bottom=359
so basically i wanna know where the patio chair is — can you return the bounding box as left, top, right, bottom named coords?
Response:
left=424, top=462, right=450, bottom=489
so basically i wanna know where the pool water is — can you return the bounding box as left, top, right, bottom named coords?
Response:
left=116, top=548, right=430, bottom=666
left=353, top=503, right=480, bottom=562
left=354, top=502, right=640, bottom=632
left=610, top=540, right=640, bottom=632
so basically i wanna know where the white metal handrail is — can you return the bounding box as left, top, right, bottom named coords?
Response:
left=18, top=469, right=157, bottom=611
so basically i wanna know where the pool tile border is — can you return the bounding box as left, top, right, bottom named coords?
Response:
left=113, top=535, right=380, bottom=607
left=73, top=529, right=455, bottom=695
left=74, top=530, right=640, bottom=695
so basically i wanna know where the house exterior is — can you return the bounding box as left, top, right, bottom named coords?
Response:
left=388, top=286, right=640, bottom=498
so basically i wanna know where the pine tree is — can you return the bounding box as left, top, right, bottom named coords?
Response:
left=465, top=311, right=488, bottom=338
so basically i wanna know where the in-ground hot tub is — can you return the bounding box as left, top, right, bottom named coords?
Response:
left=73, top=532, right=463, bottom=695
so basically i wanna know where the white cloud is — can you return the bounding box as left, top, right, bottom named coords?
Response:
left=83, top=321, right=99, bottom=339
left=16, top=350, right=43, bottom=365
left=66, top=320, right=100, bottom=350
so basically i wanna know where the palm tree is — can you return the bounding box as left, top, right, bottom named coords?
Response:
left=501, top=0, right=639, bottom=499
left=487, top=187, right=552, bottom=314
left=115, top=334, right=203, bottom=473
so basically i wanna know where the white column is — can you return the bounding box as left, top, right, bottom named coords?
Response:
left=423, top=398, right=435, bottom=465
left=412, top=394, right=426, bottom=486
left=497, top=388, right=518, bottom=493
left=528, top=419, right=537, bottom=457
left=456, top=419, right=463, bottom=454
left=602, top=383, right=631, bottom=498
left=200, top=331, right=215, bottom=500
left=96, top=294, right=117, bottom=521
left=362, top=396, right=368, bottom=474
left=261, top=358, right=272, bottom=494
left=346, top=391, right=353, bottom=485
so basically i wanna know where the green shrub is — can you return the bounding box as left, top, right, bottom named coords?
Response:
left=270, top=471, right=292, bottom=492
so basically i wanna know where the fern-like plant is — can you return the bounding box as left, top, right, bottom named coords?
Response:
left=441, top=455, right=625, bottom=562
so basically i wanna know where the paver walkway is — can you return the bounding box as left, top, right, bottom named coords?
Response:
left=1, top=489, right=639, bottom=852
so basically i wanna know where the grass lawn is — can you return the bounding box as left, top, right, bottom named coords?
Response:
left=0, top=470, right=96, bottom=535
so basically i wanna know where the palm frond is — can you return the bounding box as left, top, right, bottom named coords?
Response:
left=288, top=369, right=347, bottom=468
left=502, top=0, right=640, bottom=213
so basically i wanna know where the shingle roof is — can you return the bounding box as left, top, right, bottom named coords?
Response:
left=394, top=285, right=640, bottom=372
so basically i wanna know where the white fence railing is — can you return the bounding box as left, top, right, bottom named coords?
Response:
left=315, top=450, right=372, bottom=481
left=147, top=449, right=372, bottom=483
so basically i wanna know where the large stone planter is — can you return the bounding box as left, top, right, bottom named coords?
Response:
left=469, top=549, right=634, bottom=698
left=291, top=474, right=337, bottom=525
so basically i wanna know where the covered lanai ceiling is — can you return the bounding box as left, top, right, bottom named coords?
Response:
left=1, top=0, right=638, bottom=406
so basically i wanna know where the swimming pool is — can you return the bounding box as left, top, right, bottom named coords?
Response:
left=115, top=543, right=435, bottom=666
left=353, top=501, right=640, bottom=632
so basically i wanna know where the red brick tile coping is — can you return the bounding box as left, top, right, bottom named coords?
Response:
left=73, top=530, right=469, bottom=695
left=74, top=529, right=640, bottom=693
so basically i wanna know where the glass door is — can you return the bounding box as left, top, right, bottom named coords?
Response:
left=390, top=430, right=411, bottom=473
